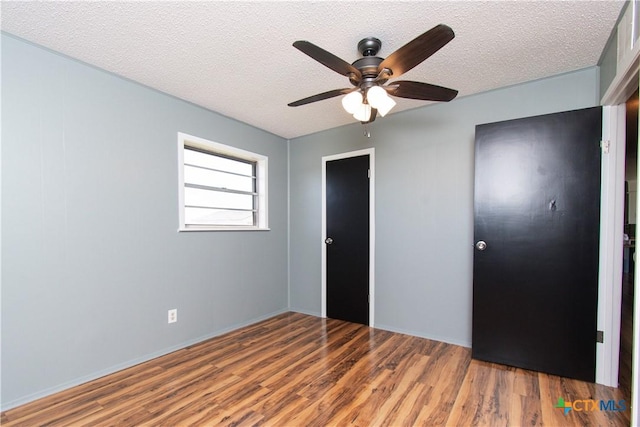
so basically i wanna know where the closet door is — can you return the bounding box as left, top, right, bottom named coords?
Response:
left=472, top=107, right=602, bottom=382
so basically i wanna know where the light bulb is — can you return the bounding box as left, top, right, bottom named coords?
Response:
left=366, top=86, right=396, bottom=117
left=366, top=86, right=387, bottom=107
left=353, top=103, right=372, bottom=122
left=342, top=91, right=363, bottom=114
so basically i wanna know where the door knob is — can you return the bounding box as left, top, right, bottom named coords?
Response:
left=325, top=237, right=333, bottom=245
left=475, top=240, right=487, bottom=251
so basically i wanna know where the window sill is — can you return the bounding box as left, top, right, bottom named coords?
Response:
left=178, top=226, right=270, bottom=232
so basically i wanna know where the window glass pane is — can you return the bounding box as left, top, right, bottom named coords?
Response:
left=184, top=165, right=254, bottom=193
left=185, top=148, right=253, bottom=176
left=185, top=207, right=254, bottom=226
left=179, top=134, right=267, bottom=230
left=185, top=187, right=253, bottom=210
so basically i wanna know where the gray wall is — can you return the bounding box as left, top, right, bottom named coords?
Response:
left=598, top=0, right=628, bottom=100
left=289, top=67, right=600, bottom=347
left=599, top=31, right=618, bottom=100
left=1, top=34, right=288, bottom=408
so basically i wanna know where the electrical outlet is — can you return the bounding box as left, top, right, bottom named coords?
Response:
left=168, top=309, right=177, bottom=324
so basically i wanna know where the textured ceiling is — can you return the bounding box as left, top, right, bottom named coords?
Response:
left=0, top=1, right=625, bottom=139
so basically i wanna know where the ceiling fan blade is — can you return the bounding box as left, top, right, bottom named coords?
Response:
left=293, top=41, right=362, bottom=82
left=288, top=88, right=356, bottom=107
left=378, top=24, right=454, bottom=78
left=386, top=80, right=458, bottom=102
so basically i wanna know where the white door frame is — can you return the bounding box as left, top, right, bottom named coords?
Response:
left=597, top=104, right=626, bottom=387
left=600, top=33, right=640, bottom=424
left=321, top=148, right=375, bottom=326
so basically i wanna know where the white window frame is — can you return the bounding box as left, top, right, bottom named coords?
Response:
left=177, top=132, right=269, bottom=231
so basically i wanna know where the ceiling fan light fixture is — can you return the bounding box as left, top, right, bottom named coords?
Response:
left=366, top=86, right=396, bottom=117
left=342, top=91, right=363, bottom=114
left=352, top=103, right=372, bottom=122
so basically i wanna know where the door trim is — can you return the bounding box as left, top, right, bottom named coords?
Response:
left=600, top=28, right=640, bottom=421
left=597, top=105, right=626, bottom=387
left=321, top=148, right=375, bottom=326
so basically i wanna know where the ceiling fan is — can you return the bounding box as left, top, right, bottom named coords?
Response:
left=288, top=24, right=458, bottom=124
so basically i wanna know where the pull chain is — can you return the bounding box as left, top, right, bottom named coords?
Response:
left=363, top=123, right=371, bottom=138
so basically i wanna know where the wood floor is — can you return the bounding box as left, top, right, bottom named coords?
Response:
left=1, top=312, right=630, bottom=426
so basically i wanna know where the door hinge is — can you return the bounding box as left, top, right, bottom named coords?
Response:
left=601, top=140, right=610, bottom=154
left=597, top=330, right=604, bottom=343
left=368, top=169, right=371, bottom=178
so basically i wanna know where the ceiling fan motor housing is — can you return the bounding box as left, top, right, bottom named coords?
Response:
left=351, top=56, right=385, bottom=86
left=351, top=38, right=387, bottom=87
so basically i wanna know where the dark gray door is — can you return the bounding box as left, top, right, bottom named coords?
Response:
left=326, top=155, right=370, bottom=325
left=472, top=106, right=602, bottom=382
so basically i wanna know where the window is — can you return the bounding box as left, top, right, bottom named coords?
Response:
left=178, top=133, right=268, bottom=231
